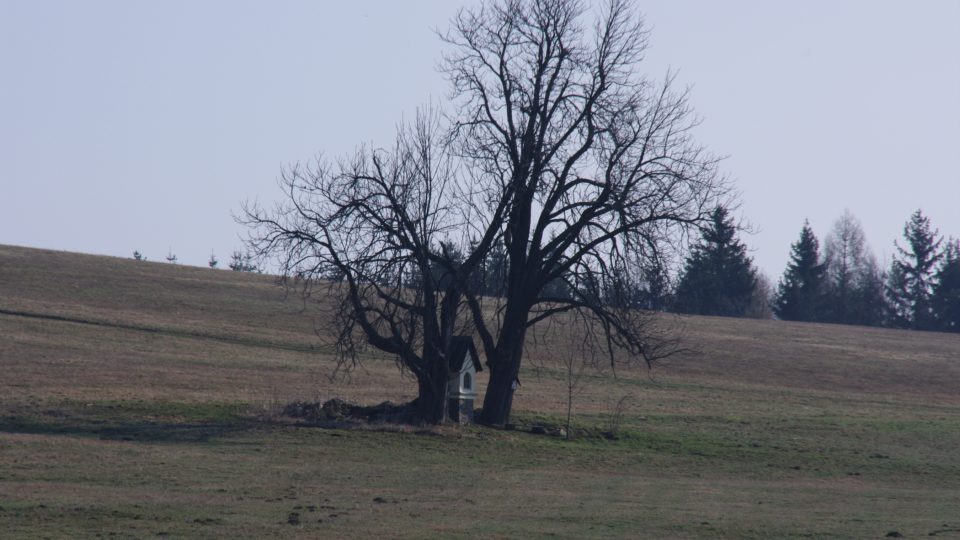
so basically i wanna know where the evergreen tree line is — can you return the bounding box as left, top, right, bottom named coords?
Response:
left=773, top=209, right=959, bottom=332
left=471, top=206, right=959, bottom=333
left=132, top=249, right=260, bottom=272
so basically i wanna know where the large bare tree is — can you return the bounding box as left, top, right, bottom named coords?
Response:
left=243, top=0, right=731, bottom=425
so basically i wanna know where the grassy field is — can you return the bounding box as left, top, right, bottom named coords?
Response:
left=2, top=243, right=960, bottom=539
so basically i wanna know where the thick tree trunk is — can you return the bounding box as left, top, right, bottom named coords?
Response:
left=409, top=340, right=451, bottom=424
left=413, top=373, right=449, bottom=424
left=479, top=326, right=526, bottom=426
left=479, top=363, right=513, bottom=425
left=407, top=287, right=462, bottom=424
left=479, top=233, right=534, bottom=426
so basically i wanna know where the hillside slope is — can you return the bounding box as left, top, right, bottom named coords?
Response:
left=3, top=243, right=957, bottom=413
left=2, top=244, right=960, bottom=538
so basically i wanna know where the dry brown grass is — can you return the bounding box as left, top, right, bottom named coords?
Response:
left=0, top=244, right=412, bottom=407
left=2, top=244, right=960, bottom=538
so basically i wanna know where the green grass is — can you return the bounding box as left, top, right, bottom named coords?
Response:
left=2, top=244, right=960, bottom=538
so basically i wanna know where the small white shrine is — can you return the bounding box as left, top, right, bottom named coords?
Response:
left=447, top=336, right=482, bottom=424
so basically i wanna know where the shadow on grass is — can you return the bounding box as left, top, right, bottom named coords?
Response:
left=0, top=415, right=260, bottom=443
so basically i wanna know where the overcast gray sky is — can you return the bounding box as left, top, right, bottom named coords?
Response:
left=2, top=1, right=958, bottom=279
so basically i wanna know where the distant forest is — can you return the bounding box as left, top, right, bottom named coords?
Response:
left=766, top=209, right=959, bottom=333
left=649, top=207, right=957, bottom=333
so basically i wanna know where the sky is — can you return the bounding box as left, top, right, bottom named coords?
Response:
left=2, top=0, right=958, bottom=279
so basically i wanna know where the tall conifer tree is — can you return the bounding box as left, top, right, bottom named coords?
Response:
left=774, top=221, right=827, bottom=321
left=886, top=210, right=943, bottom=329
left=674, top=207, right=757, bottom=317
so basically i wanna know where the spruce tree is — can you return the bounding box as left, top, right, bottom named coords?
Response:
left=886, top=210, right=943, bottom=330
left=774, top=221, right=827, bottom=321
left=932, top=239, right=960, bottom=332
left=674, top=207, right=757, bottom=317
left=228, top=250, right=259, bottom=272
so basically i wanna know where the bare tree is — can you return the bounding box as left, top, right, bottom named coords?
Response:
left=824, top=210, right=871, bottom=323
left=445, top=0, right=729, bottom=425
left=543, top=316, right=605, bottom=440
left=244, top=110, right=470, bottom=423
left=746, top=272, right=774, bottom=319
left=243, top=0, right=729, bottom=425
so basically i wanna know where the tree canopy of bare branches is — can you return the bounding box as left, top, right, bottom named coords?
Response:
left=242, top=0, right=731, bottom=425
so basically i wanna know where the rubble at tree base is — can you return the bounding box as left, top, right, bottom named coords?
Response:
left=281, top=399, right=612, bottom=440
left=282, top=398, right=417, bottom=425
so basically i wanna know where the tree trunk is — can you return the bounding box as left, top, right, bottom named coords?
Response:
left=411, top=345, right=451, bottom=424
left=478, top=327, right=526, bottom=426
left=478, top=239, right=534, bottom=425
left=479, top=363, right=513, bottom=425
left=413, top=373, right=448, bottom=424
